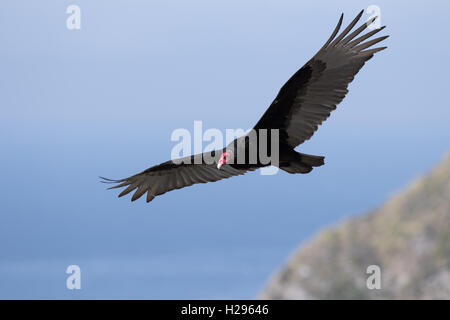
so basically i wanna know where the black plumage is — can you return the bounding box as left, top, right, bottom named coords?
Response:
left=102, top=10, right=388, bottom=203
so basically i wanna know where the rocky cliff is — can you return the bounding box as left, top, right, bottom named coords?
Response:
left=261, top=154, right=450, bottom=299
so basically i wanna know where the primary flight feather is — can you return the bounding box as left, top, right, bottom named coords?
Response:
left=101, top=10, right=388, bottom=203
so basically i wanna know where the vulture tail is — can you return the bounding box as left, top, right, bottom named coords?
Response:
left=280, top=152, right=325, bottom=174
left=298, top=152, right=325, bottom=167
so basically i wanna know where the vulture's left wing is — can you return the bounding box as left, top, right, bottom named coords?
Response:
left=254, top=10, right=388, bottom=148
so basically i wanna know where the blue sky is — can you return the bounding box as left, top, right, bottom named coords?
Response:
left=0, top=0, right=449, bottom=298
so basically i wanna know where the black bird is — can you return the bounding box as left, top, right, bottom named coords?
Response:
left=102, top=10, right=388, bottom=203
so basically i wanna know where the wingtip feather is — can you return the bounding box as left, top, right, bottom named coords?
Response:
left=329, top=10, right=365, bottom=47
left=321, top=13, right=344, bottom=50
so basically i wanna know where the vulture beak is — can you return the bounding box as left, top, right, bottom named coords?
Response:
left=218, top=151, right=231, bottom=170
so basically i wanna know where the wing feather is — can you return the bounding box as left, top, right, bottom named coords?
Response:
left=101, top=151, right=253, bottom=202
left=254, top=10, right=388, bottom=147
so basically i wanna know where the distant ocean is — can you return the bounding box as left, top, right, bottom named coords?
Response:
left=0, top=248, right=286, bottom=299
left=1, top=129, right=448, bottom=299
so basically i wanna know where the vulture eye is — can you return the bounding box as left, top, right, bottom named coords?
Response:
left=217, top=152, right=232, bottom=169
left=220, top=153, right=227, bottom=163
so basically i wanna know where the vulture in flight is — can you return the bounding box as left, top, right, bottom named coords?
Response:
left=102, top=10, right=388, bottom=203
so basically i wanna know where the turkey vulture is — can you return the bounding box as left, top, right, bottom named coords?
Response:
left=101, top=10, right=388, bottom=203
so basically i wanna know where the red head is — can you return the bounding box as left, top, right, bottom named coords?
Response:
left=217, top=151, right=232, bottom=170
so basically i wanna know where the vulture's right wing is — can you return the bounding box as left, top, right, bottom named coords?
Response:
left=101, top=151, right=254, bottom=203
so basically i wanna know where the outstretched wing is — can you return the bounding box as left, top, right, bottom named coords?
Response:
left=101, top=150, right=254, bottom=203
left=254, top=10, right=388, bottom=147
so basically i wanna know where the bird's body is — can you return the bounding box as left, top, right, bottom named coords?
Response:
left=102, top=10, right=388, bottom=203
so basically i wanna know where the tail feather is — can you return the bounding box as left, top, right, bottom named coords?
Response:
left=281, top=162, right=313, bottom=174
left=280, top=152, right=325, bottom=174
left=298, top=153, right=325, bottom=167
